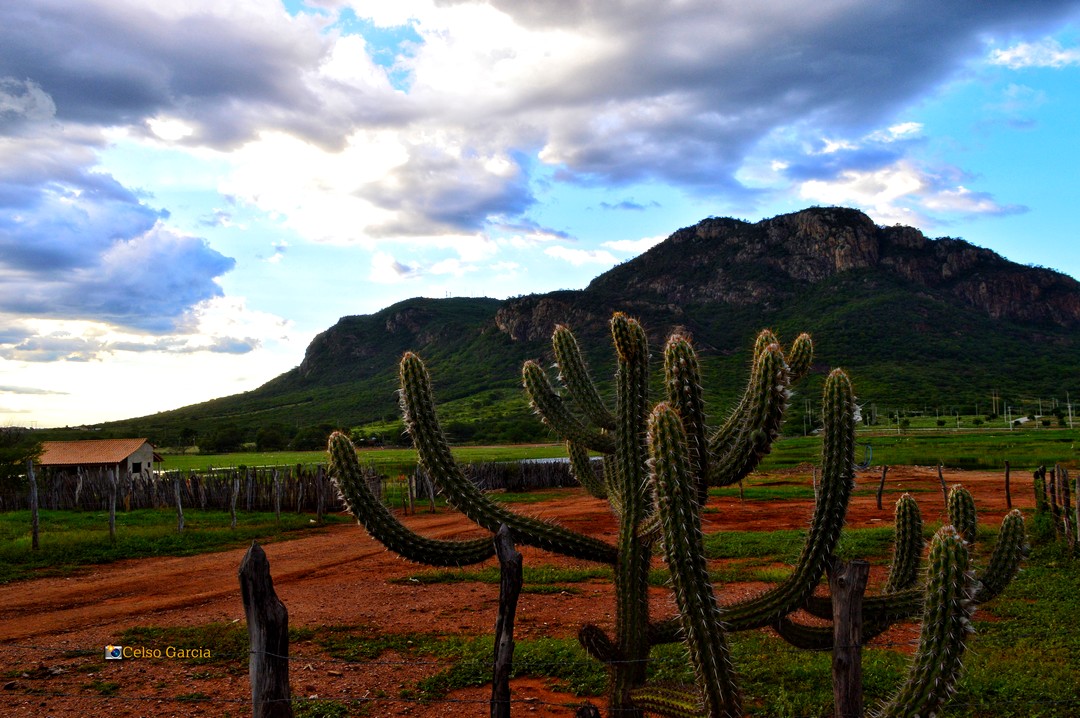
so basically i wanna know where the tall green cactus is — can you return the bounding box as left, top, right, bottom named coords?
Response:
left=873, top=525, right=976, bottom=718
left=328, top=312, right=1025, bottom=718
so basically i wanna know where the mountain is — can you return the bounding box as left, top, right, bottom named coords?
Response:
left=94, top=207, right=1080, bottom=446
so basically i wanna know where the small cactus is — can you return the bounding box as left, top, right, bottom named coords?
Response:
left=874, top=525, right=976, bottom=718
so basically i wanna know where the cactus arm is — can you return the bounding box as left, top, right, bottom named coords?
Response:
left=707, top=341, right=792, bottom=488
left=947, top=484, right=978, bottom=545
left=975, top=509, right=1026, bottom=603
left=884, top=494, right=924, bottom=594
left=609, top=312, right=654, bottom=712
left=772, top=616, right=893, bottom=652
left=706, top=330, right=778, bottom=460
left=327, top=432, right=495, bottom=566
left=664, top=333, right=711, bottom=506
left=400, top=352, right=617, bottom=564
left=873, top=526, right=976, bottom=718
left=553, top=324, right=617, bottom=430
left=720, top=368, right=856, bottom=630
left=650, top=402, right=743, bottom=718
left=567, top=440, right=610, bottom=501
left=786, top=332, right=814, bottom=381
left=628, top=686, right=707, bottom=718
left=523, top=360, right=616, bottom=454
left=578, top=623, right=619, bottom=664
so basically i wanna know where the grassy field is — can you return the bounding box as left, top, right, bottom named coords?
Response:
left=0, top=508, right=350, bottom=584
left=760, top=427, right=1079, bottom=471
left=161, top=428, right=1078, bottom=474
left=158, top=443, right=570, bottom=472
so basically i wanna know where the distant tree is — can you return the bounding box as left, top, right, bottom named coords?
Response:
left=936, top=419, right=946, bottom=427
left=255, top=426, right=289, bottom=451
left=201, top=425, right=245, bottom=453
left=177, top=427, right=198, bottom=452
left=0, top=427, right=42, bottom=490
left=290, top=424, right=336, bottom=451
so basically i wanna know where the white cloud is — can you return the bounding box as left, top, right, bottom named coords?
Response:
left=990, top=39, right=1080, bottom=69
left=544, top=246, right=618, bottom=266
left=797, top=160, right=1024, bottom=226
left=602, top=235, right=667, bottom=254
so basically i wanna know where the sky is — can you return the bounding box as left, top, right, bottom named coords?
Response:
left=2, top=1, right=1080, bottom=429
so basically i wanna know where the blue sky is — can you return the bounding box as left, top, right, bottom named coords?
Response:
left=2, top=0, right=1080, bottom=428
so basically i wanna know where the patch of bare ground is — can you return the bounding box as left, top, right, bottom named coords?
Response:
left=0, top=466, right=1024, bottom=716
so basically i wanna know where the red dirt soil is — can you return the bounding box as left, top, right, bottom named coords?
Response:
left=0, top=466, right=1026, bottom=717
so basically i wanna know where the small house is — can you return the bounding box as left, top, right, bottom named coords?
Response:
left=37, top=438, right=161, bottom=476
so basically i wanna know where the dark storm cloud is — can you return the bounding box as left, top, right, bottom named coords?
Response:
left=465, top=0, right=1080, bottom=189
left=0, top=1, right=410, bottom=150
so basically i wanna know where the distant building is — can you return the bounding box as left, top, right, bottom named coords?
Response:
left=37, top=438, right=162, bottom=475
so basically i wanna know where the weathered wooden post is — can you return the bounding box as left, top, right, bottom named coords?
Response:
left=273, top=470, right=282, bottom=523
left=231, top=474, right=240, bottom=529
left=829, top=557, right=870, bottom=718
left=74, top=467, right=84, bottom=510
left=1048, top=467, right=1062, bottom=538
left=876, top=465, right=888, bottom=510
left=491, top=524, right=523, bottom=718
left=315, top=466, right=325, bottom=524
left=407, top=470, right=415, bottom=516
left=1059, top=465, right=1074, bottom=550
left=937, top=463, right=948, bottom=506
left=239, top=541, right=293, bottom=718
left=107, top=468, right=118, bottom=542
left=27, top=460, right=39, bottom=552
left=174, top=475, right=185, bottom=534
left=1004, top=460, right=1012, bottom=510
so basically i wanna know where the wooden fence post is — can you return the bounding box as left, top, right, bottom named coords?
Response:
left=107, top=468, right=118, bottom=542
left=239, top=541, right=293, bottom=718
left=231, top=475, right=240, bottom=529
left=829, top=557, right=870, bottom=718
left=1004, top=460, right=1012, bottom=510
left=174, top=476, right=185, bottom=534
left=273, top=470, right=282, bottom=523
left=74, top=467, right=84, bottom=510
left=937, top=464, right=948, bottom=506
left=27, top=460, right=39, bottom=552
left=491, top=524, right=523, bottom=718
left=316, top=466, right=325, bottom=524
left=876, top=465, right=888, bottom=510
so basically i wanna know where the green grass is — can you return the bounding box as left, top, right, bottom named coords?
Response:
left=0, top=509, right=349, bottom=584
left=759, top=428, right=1079, bottom=471
left=158, top=444, right=568, bottom=473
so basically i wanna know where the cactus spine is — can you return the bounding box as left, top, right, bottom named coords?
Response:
left=885, top=493, right=924, bottom=594
left=874, top=525, right=976, bottom=718
left=948, top=484, right=978, bottom=545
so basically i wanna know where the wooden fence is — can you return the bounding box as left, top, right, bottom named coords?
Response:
left=1, top=457, right=586, bottom=513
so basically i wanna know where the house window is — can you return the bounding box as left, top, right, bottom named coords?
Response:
left=131, top=462, right=142, bottom=474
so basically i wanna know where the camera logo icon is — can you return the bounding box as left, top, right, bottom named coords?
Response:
left=104, top=645, right=123, bottom=660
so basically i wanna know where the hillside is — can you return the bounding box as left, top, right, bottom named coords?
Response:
left=93, top=207, right=1080, bottom=447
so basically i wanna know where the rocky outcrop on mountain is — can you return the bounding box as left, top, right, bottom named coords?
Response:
left=563, top=206, right=1080, bottom=330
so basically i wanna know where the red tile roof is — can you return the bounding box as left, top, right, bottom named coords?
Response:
left=39, top=438, right=153, bottom=466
